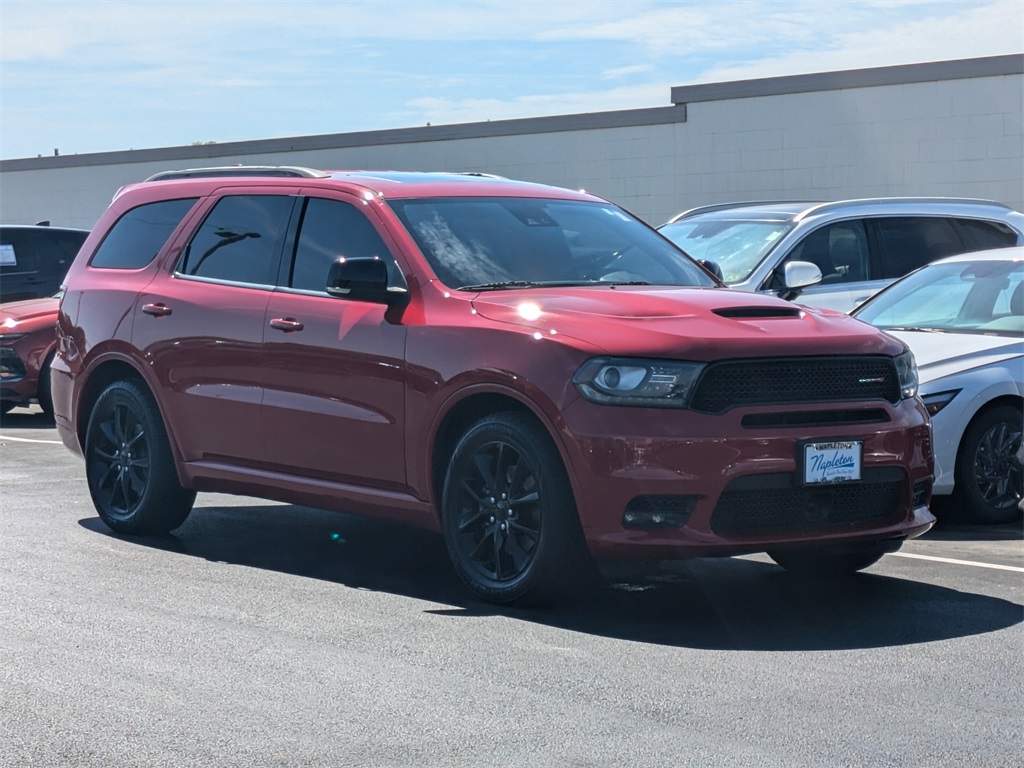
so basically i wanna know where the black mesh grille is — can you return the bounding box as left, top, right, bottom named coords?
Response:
left=711, top=468, right=905, bottom=536
left=691, top=356, right=900, bottom=413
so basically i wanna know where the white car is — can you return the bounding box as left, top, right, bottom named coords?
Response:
left=853, top=246, right=1023, bottom=523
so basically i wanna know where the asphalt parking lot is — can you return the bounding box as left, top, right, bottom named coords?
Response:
left=2, top=406, right=1021, bottom=767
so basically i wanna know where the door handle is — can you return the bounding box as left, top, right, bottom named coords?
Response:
left=141, top=303, right=173, bottom=317
left=269, top=317, right=304, bottom=333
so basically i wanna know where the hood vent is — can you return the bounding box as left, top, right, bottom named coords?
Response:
left=712, top=306, right=804, bottom=319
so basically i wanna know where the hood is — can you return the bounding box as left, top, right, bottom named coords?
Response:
left=885, top=329, right=1024, bottom=384
left=469, top=285, right=901, bottom=359
left=0, top=297, right=60, bottom=334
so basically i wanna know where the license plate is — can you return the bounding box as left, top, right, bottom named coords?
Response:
left=803, top=440, right=862, bottom=485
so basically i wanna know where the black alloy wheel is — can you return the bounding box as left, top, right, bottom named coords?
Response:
left=85, top=379, right=195, bottom=535
left=954, top=405, right=1023, bottom=524
left=441, top=412, right=591, bottom=605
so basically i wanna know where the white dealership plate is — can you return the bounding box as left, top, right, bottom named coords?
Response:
left=803, top=440, right=862, bottom=484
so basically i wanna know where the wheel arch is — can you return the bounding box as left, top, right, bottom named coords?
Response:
left=954, top=393, right=1023, bottom=463
left=429, top=390, right=570, bottom=519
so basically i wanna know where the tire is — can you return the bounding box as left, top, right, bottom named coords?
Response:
left=37, top=352, right=55, bottom=416
left=85, top=379, right=195, bottom=535
left=0, top=402, right=14, bottom=415
left=440, top=412, right=592, bottom=606
left=768, top=542, right=894, bottom=577
left=951, top=405, right=1023, bottom=524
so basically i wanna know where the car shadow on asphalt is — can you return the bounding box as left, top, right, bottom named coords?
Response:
left=78, top=500, right=1023, bottom=653
left=0, top=407, right=55, bottom=429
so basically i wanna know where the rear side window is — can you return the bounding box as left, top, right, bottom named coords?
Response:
left=872, top=217, right=965, bottom=279
left=954, top=218, right=1021, bottom=250
left=178, top=195, right=293, bottom=285
left=288, top=198, right=398, bottom=291
left=90, top=198, right=198, bottom=269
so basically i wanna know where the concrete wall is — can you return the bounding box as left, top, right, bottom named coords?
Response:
left=1, top=55, right=1020, bottom=231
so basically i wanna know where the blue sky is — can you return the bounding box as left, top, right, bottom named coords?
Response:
left=1, top=0, right=1021, bottom=160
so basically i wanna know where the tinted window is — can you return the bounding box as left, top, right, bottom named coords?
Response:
left=90, top=198, right=197, bottom=269
left=786, top=220, right=871, bottom=284
left=0, top=227, right=87, bottom=275
left=873, top=217, right=965, bottom=279
left=0, top=227, right=88, bottom=301
left=289, top=198, right=397, bottom=291
left=954, top=218, right=1020, bottom=250
left=179, top=195, right=293, bottom=284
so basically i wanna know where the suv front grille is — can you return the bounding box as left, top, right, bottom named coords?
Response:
left=711, top=468, right=905, bottom=535
left=691, top=356, right=900, bottom=413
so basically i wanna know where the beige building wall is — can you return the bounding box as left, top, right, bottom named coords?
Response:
left=1, top=55, right=1020, bottom=231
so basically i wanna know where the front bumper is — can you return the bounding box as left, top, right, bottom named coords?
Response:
left=558, top=397, right=935, bottom=561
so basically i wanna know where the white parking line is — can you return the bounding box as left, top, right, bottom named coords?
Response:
left=0, top=435, right=63, bottom=445
left=893, top=551, right=1024, bottom=573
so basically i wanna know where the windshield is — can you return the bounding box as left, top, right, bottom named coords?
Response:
left=659, top=217, right=792, bottom=284
left=854, top=258, right=1024, bottom=336
left=388, top=197, right=715, bottom=290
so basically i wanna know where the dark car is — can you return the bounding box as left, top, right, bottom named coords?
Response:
left=0, top=296, right=60, bottom=415
left=53, top=166, right=935, bottom=605
left=1, top=223, right=90, bottom=303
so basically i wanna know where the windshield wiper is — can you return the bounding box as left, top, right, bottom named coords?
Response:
left=879, top=326, right=944, bottom=333
left=459, top=279, right=656, bottom=291
left=457, top=280, right=542, bottom=292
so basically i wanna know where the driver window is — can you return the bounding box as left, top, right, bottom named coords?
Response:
left=785, top=221, right=870, bottom=285
left=289, top=198, right=402, bottom=292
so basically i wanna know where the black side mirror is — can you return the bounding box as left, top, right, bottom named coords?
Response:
left=326, top=257, right=408, bottom=307
left=698, top=259, right=724, bottom=281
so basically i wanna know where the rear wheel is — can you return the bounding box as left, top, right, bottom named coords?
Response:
left=441, top=412, right=592, bottom=605
left=951, top=405, right=1022, bottom=524
left=768, top=542, right=895, bottom=576
left=85, top=379, right=195, bottom=535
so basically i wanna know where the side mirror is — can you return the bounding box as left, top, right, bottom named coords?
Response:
left=697, top=259, right=724, bottom=281
left=326, top=257, right=409, bottom=307
left=778, top=260, right=822, bottom=301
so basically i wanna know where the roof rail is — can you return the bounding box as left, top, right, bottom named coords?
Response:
left=666, top=200, right=812, bottom=223
left=793, top=196, right=1013, bottom=221
left=144, top=165, right=331, bottom=182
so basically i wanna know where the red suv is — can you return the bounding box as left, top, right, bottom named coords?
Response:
left=53, top=167, right=935, bottom=604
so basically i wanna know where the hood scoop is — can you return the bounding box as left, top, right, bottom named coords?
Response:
left=712, top=306, right=804, bottom=319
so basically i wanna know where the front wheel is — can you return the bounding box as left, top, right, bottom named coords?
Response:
left=951, top=405, right=1022, bottom=524
left=441, top=412, right=592, bottom=605
left=85, top=379, right=195, bottom=535
left=768, top=542, right=895, bottom=577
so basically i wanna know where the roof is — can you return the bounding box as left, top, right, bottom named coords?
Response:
left=931, top=245, right=1024, bottom=265
left=665, top=197, right=1021, bottom=225
left=122, top=167, right=599, bottom=204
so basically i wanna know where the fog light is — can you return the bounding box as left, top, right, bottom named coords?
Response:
left=622, top=496, right=695, bottom=529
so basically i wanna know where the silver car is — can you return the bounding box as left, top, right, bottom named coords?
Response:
left=659, top=198, right=1024, bottom=312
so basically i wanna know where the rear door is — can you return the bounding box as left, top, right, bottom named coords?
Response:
left=133, top=192, right=295, bottom=466
left=261, top=193, right=409, bottom=490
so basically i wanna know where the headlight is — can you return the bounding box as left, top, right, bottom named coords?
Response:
left=920, top=389, right=960, bottom=416
left=573, top=357, right=705, bottom=407
left=894, top=349, right=918, bottom=400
